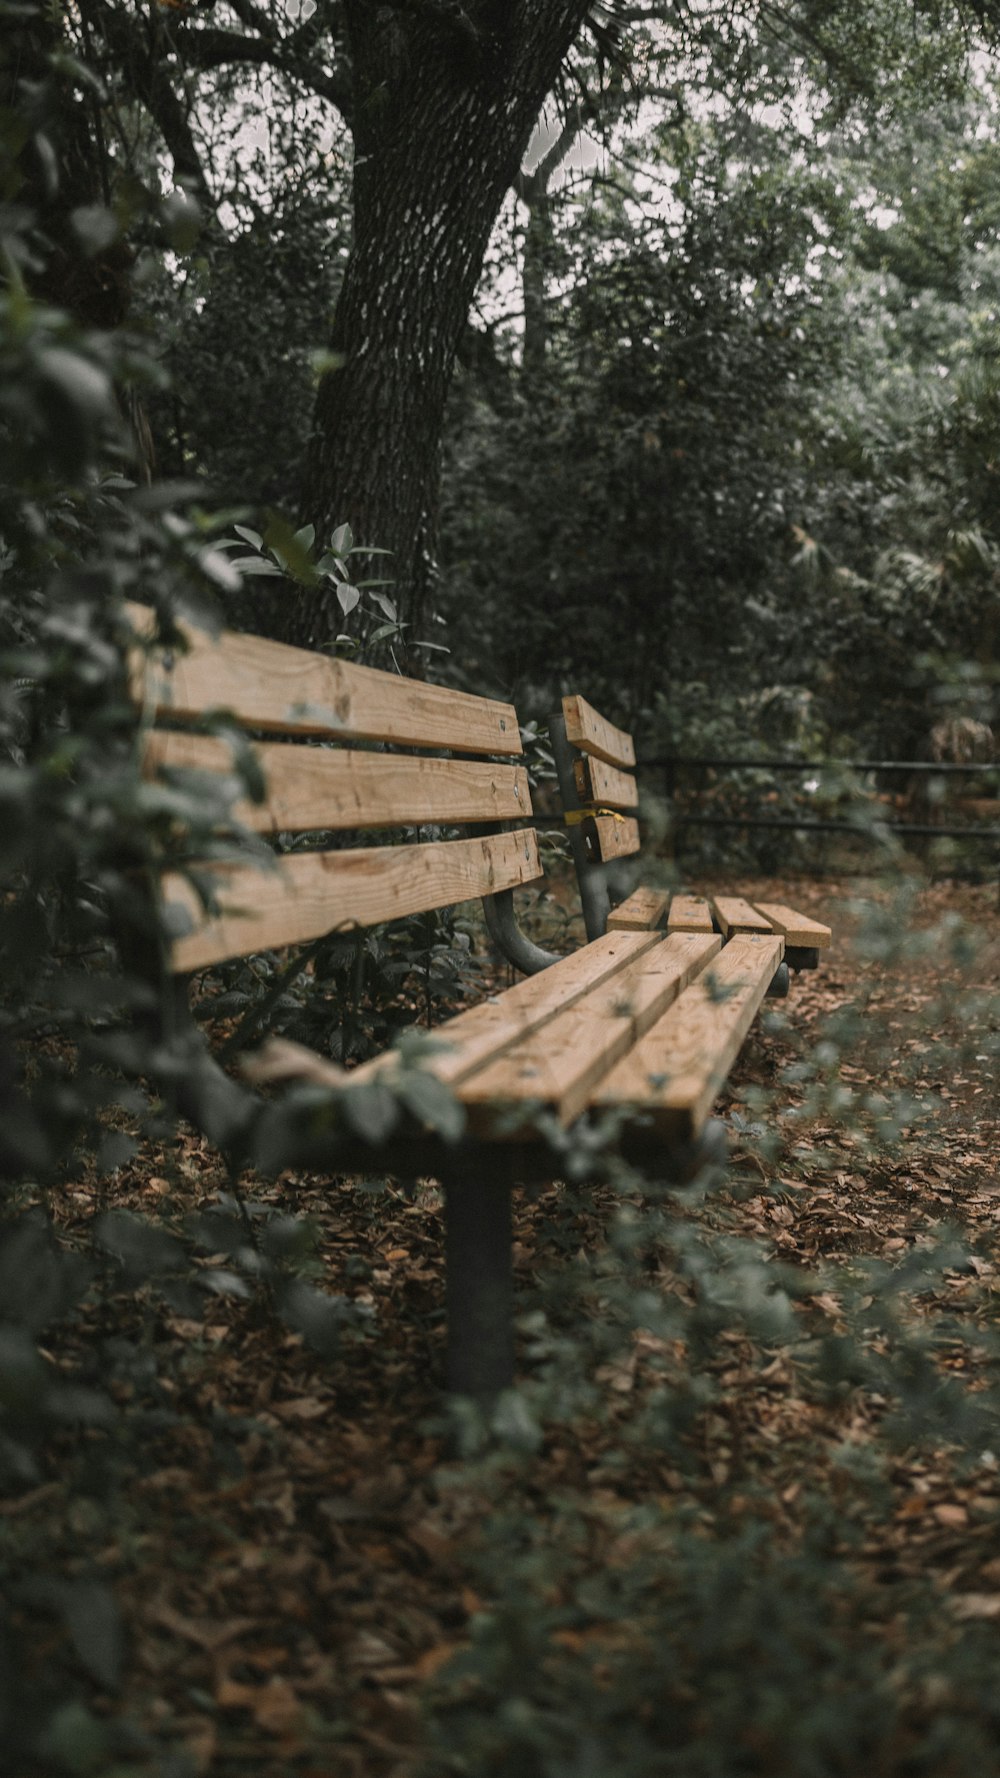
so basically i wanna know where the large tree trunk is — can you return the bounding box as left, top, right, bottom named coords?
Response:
left=290, top=0, right=593, bottom=650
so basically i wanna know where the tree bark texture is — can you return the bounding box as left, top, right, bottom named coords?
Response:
left=291, top=0, right=594, bottom=649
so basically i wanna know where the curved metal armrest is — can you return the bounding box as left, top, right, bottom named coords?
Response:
left=482, top=887, right=561, bottom=975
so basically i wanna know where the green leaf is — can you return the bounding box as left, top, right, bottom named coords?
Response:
left=36, top=1701, right=110, bottom=1776
left=261, top=1214, right=321, bottom=1263
left=231, top=554, right=283, bottom=577
left=277, top=1278, right=370, bottom=1358
left=186, top=1211, right=249, bottom=1256
left=94, top=1210, right=185, bottom=1281
left=161, top=188, right=202, bottom=252
left=336, top=583, right=360, bottom=615
left=95, top=1131, right=137, bottom=1174
left=233, top=524, right=263, bottom=548
left=198, top=1268, right=253, bottom=1299
left=393, top=1070, right=466, bottom=1142
left=310, top=348, right=346, bottom=381
left=62, top=1580, right=124, bottom=1691
left=491, top=1388, right=543, bottom=1453
left=341, top=1080, right=400, bottom=1144
left=69, top=204, right=119, bottom=257
left=0, top=1327, right=50, bottom=1423
left=369, top=589, right=398, bottom=622
left=331, top=522, right=353, bottom=556
left=0, top=1213, right=93, bottom=1335
left=263, top=514, right=319, bottom=586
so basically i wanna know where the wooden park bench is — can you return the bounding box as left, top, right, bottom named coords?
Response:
left=128, top=607, right=831, bottom=1396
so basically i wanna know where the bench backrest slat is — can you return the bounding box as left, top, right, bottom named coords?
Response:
left=573, top=755, right=638, bottom=810
left=163, top=830, right=542, bottom=974
left=587, top=814, right=641, bottom=862
left=128, top=603, right=522, bottom=754
left=144, top=732, right=530, bottom=833
left=562, top=694, right=636, bottom=769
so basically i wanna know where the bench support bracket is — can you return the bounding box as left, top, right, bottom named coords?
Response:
left=481, top=887, right=560, bottom=975
left=550, top=712, right=613, bottom=942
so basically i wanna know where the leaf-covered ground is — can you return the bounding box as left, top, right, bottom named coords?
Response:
left=11, top=873, right=1000, bottom=1776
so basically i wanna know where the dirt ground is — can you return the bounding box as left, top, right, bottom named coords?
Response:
left=12, top=873, right=1000, bottom=1776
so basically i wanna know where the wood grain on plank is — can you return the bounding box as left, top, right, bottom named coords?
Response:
left=751, top=901, right=832, bottom=949
left=607, top=886, right=670, bottom=931
left=562, top=694, right=636, bottom=769
left=127, top=603, right=522, bottom=754
left=586, top=815, right=641, bottom=862
left=592, top=933, right=785, bottom=1141
left=667, top=894, right=714, bottom=934
left=143, top=731, right=532, bottom=832
left=348, top=929, right=663, bottom=1089
left=712, top=895, right=774, bottom=937
left=461, top=932, right=721, bottom=1129
left=162, top=829, right=542, bottom=973
left=572, top=755, right=639, bottom=810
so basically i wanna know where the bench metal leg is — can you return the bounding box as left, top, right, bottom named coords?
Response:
left=766, top=962, right=790, bottom=998
left=443, top=1150, right=515, bottom=1397
left=785, top=946, right=819, bottom=972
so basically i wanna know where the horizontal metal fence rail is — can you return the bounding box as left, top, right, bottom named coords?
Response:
left=640, top=757, right=1000, bottom=775
left=637, top=757, right=1000, bottom=846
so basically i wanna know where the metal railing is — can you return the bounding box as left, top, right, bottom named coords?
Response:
left=638, top=756, right=1000, bottom=846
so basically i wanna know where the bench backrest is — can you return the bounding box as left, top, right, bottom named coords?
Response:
left=128, top=604, right=543, bottom=975
left=551, top=693, right=643, bottom=940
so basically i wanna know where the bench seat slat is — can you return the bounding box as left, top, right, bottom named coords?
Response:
left=712, top=895, right=774, bottom=937
left=591, top=933, right=784, bottom=1140
left=163, top=829, right=542, bottom=973
left=128, top=604, right=522, bottom=754
left=562, top=694, right=636, bottom=769
left=257, top=930, right=664, bottom=1093
left=460, top=932, right=721, bottom=1129
left=607, top=886, right=670, bottom=931
left=666, top=894, right=714, bottom=934
left=573, top=756, right=639, bottom=811
left=751, top=901, right=832, bottom=949
left=144, top=732, right=532, bottom=832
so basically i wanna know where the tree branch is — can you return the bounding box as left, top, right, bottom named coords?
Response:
left=81, top=0, right=216, bottom=211
left=169, top=23, right=354, bottom=124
